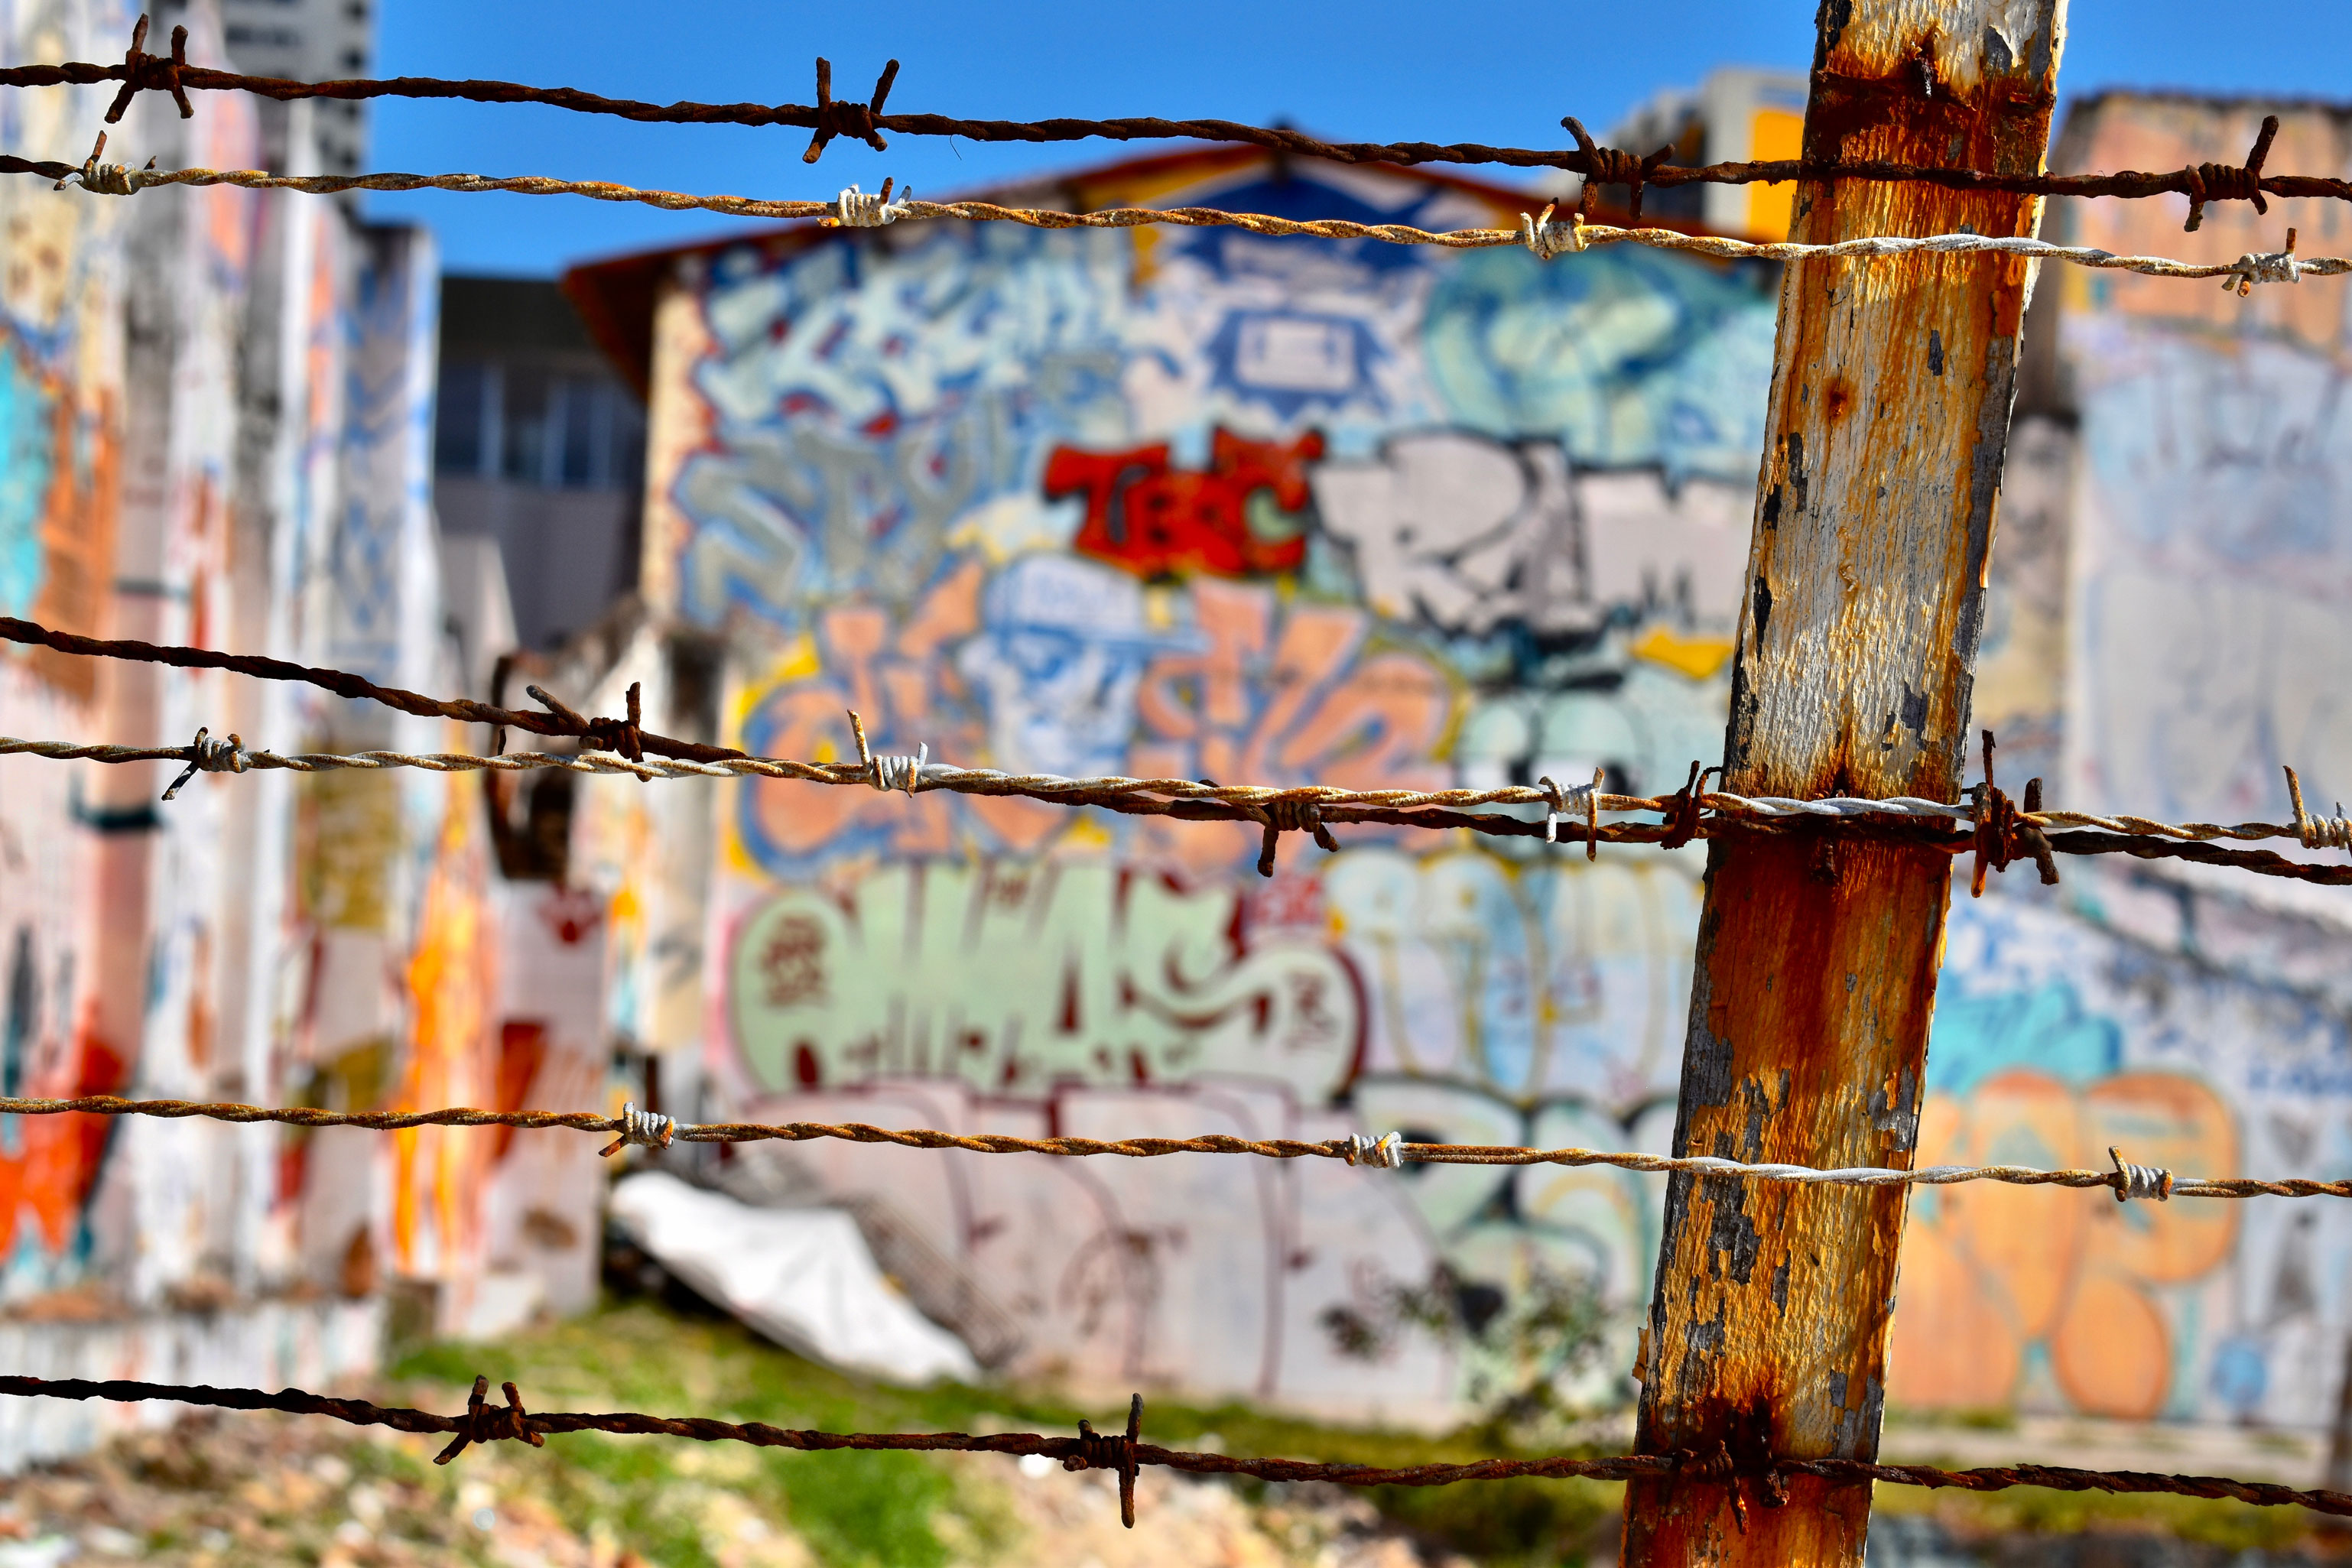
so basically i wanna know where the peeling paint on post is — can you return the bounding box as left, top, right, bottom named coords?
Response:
left=1622, top=3, right=2067, bottom=1563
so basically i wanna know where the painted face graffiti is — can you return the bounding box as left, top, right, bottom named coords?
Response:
left=727, top=549, right=1459, bottom=875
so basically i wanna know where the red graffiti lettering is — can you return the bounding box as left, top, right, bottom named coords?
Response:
left=1048, top=427, right=1324, bottom=579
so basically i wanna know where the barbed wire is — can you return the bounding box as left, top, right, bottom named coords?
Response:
left=3, top=715, right=2334, bottom=848
left=0, top=1372, right=2344, bottom=1523
left=10, top=150, right=2339, bottom=293
left=0, top=615, right=742, bottom=764
left=2, top=28, right=2340, bottom=226
left=10, top=724, right=2352, bottom=888
left=0, top=1095, right=2340, bottom=1201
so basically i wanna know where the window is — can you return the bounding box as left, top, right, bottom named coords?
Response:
left=434, top=359, right=491, bottom=476
left=435, top=358, right=643, bottom=492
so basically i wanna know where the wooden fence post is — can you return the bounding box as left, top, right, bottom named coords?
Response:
left=1621, top=4, right=2068, bottom=1563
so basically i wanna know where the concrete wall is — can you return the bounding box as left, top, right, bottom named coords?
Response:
left=0, top=0, right=557, bottom=1439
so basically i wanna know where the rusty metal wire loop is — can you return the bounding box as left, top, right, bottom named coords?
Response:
left=1564, top=115, right=1671, bottom=223
left=102, top=13, right=190, bottom=123
left=801, top=57, right=898, bottom=164
left=0, top=1372, right=2346, bottom=1520
left=2185, top=115, right=2277, bottom=232
left=9, top=28, right=2343, bottom=221
left=0, top=1093, right=2341, bottom=1200
left=435, top=1375, right=544, bottom=1465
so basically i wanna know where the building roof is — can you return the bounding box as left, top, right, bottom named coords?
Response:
left=443, top=274, right=608, bottom=360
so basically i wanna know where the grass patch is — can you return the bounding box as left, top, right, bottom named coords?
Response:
left=392, top=1304, right=2348, bottom=1566
left=1869, top=1458, right=2326, bottom=1555
left=391, top=1300, right=1620, bottom=1566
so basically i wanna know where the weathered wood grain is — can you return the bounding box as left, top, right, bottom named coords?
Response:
left=1622, top=3, right=2068, bottom=1563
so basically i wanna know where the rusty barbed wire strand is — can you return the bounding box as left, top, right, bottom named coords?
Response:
left=0, top=615, right=742, bottom=764
left=10, top=722, right=2352, bottom=888
left=0, top=1094, right=2341, bottom=1200
left=12, top=152, right=2344, bottom=292
left=1, top=1372, right=2347, bottom=1520
left=2, top=34, right=2341, bottom=222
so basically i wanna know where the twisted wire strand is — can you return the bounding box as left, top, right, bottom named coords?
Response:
left=0, top=1372, right=2344, bottom=1515
left=15, top=161, right=2347, bottom=285
left=4, top=48, right=2350, bottom=210
left=11, top=734, right=2352, bottom=889
left=0, top=615, right=746, bottom=765
left=0, top=1096, right=2339, bottom=1200
left=0, top=729, right=2313, bottom=843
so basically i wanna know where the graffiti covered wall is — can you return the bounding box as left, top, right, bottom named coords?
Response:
left=1897, top=890, right=2352, bottom=1429
left=2048, top=98, right=2352, bottom=831
left=0, top=0, right=132, bottom=1312
left=631, top=151, right=1771, bottom=1415
left=614, top=126, right=2352, bottom=1430
left=1879, top=94, right=2352, bottom=1429
left=0, top=3, right=463, bottom=1448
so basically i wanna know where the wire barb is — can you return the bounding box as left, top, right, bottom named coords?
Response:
left=1252, top=795, right=1340, bottom=877
left=1537, top=766, right=1605, bottom=859
left=2282, top=765, right=2351, bottom=853
left=1520, top=201, right=1584, bottom=260
left=825, top=177, right=912, bottom=228
left=2110, top=1145, right=2174, bottom=1203
left=801, top=56, right=898, bottom=164
left=1342, top=1131, right=1405, bottom=1169
left=434, top=1375, right=544, bottom=1465
left=2224, top=226, right=2300, bottom=296
left=2183, top=114, right=2278, bottom=232
left=1670, top=1415, right=1789, bottom=1534
left=1562, top=116, right=1672, bottom=223
left=1967, top=731, right=2060, bottom=895
left=598, top=1101, right=675, bottom=1159
left=1658, top=761, right=1718, bottom=851
left=102, top=13, right=191, bottom=124
left=1062, top=1395, right=1145, bottom=1527
left=161, top=726, right=246, bottom=800
left=54, top=129, right=154, bottom=195
left=846, top=709, right=927, bottom=794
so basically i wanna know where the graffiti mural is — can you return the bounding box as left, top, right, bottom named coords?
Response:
left=627, top=150, right=1769, bottom=1417
left=730, top=862, right=1358, bottom=1100
left=606, top=111, right=2352, bottom=1427
left=1888, top=888, right=2352, bottom=1428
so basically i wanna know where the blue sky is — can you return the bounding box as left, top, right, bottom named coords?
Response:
left=362, top=2, right=2352, bottom=278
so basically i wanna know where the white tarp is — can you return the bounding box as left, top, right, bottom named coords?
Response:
left=608, top=1173, right=979, bottom=1385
